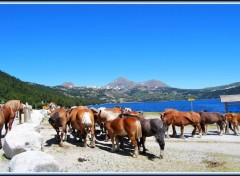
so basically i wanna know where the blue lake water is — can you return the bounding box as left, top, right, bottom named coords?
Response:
left=88, top=98, right=240, bottom=113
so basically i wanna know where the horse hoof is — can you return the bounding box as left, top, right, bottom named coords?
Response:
left=159, top=155, right=163, bottom=159
left=59, top=142, right=63, bottom=147
left=111, top=149, right=116, bottom=153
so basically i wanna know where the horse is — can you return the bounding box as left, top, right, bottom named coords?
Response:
left=225, top=113, right=240, bottom=135
left=91, top=106, right=122, bottom=141
left=160, top=109, right=202, bottom=139
left=68, top=108, right=95, bottom=148
left=120, top=113, right=166, bottom=159
left=198, top=111, right=226, bottom=135
left=104, top=116, right=142, bottom=158
left=0, top=105, right=16, bottom=149
left=5, top=100, right=24, bottom=123
left=48, top=108, right=69, bottom=147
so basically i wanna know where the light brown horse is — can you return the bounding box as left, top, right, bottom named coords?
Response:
left=48, top=108, right=69, bottom=147
left=68, top=108, right=95, bottom=148
left=161, top=109, right=202, bottom=139
left=0, top=105, right=16, bottom=149
left=105, top=116, right=142, bottom=158
left=5, top=100, right=24, bottom=123
left=225, top=113, right=240, bottom=135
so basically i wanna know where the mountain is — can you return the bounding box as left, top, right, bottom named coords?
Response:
left=104, top=77, right=170, bottom=90
left=62, top=82, right=76, bottom=88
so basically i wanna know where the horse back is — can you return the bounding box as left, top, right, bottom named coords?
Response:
left=199, top=112, right=223, bottom=123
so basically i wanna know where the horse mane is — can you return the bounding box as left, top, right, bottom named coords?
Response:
left=119, top=113, right=145, bottom=121
left=100, top=109, right=120, bottom=121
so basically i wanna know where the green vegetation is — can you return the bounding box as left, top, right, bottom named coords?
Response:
left=0, top=70, right=85, bottom=108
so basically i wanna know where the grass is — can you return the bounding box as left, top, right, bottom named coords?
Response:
left=1, top=154, right=9, bottom=162
left=143, top=112, right=161, bottom=116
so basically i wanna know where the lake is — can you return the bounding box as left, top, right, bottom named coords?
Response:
left=88, top=98, right=240, bottom=113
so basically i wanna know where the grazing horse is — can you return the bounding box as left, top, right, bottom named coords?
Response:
left=5, top=100, right=24, bottom=123
left=198, top=111, right=226, bottom=135
left=68, top=108, right=95, bottom=148
left=0, top=105, right=15, bottom=149
left=160, top=109, right=202, bottom=139
left=225, top=113, right=240, bottom=135
left=105, top=116, right=142, bottom=158
left=120, top=113, right=166, bottom=159
left=48, top=108, right=69, bottom=147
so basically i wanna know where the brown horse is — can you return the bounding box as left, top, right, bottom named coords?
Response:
left=5, top=100, right=24, bottom=123
left=91, top=106, right=122, bottom=141
left=68, top=108, right=95, bottom=148
left=198, top=111, right=226, bottom=135
left=161, top=109, right=202, bottom=139
left=0, top=105, right=16, bottom=149
left=48, top=108, right=69, bottom=147
left=225, top=113, right=240, bottom=135
left=105, top=116, right=142, bottom=158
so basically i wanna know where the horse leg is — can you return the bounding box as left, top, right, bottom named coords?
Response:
left=59, top=130, right=64, bottom=147
left=200, top=122, right=206, bottom=135
left=0, top=128, right=2, bottom=149
left=104, top=129, right=109, bottom=142
left=115, top=136, right=120, bottom=151
left=218, top=122, right=224, bottom=136
left=90, top=126, right=95, bottom=148
left=4, top=122, right=8, bottom=135
left=129, top=135, right=139, bottom=158
left=196, top=124, right=202, bottom=138
left=165, top=126, right=170, bottom=139
left=141, top=137, right=147, bottom=153
left=192, top=125, right=197, bottom=137
left=111, top=135, right=116, bottom=152
left=81, top=129, right=87, bottom=147
left=172, top=125, right=177, bottom=137
left=233, top=123, right=239, bottom=135
left=156, top=133, right=165, bottom=159
left=119, top=136, right=124, bottom=149
left=180, top=125, right=185, bottom=139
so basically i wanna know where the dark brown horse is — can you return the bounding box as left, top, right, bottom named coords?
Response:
left=49, top=108, right=69, bottom=147
left=161, top=109, right=202, bottom=139
left=120, top=113, right=166, bottom=159
left=198, top=111, right=226, bottom=135
left=105, top=116, right=142, bottom=158
left=0, top=105, right=15, bottom=149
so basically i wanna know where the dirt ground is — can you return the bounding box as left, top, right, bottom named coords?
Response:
left=1, top=114, right=240, bottom=173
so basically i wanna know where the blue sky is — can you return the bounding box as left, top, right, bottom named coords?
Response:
left=0, top=3, right=240, bottom=89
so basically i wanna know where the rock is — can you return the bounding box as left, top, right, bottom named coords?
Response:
left=8, top=151, right=62, bottom=172
left=29, top=110, right=44, bottom=126
left=3, top=127, right=43, bottom=159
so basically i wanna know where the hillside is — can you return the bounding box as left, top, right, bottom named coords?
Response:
left=0, top=71, right=86, bottom=108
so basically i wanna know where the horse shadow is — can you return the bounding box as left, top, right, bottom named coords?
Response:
left=95, top=138, right=136, bottom=157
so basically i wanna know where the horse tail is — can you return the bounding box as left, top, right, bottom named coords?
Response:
left=135, top=120, right=142, bottom=139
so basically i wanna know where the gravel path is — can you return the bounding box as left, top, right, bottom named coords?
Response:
left=1, top=115, right=240, bottom=173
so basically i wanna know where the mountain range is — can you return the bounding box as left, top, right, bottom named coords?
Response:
left=1, top=70, right=240, bottom=106
left=61, top=77, right=170, bottom=90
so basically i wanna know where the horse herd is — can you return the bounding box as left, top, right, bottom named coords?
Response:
left=1, top=100, right=240, bottom=160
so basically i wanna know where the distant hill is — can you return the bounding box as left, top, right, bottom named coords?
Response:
left=103, top=77, right=170, bottom=90
left=0, top=70, right=87, bottom=108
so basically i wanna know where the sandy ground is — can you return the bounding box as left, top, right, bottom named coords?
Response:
left=1, top=114, right=240, bottom=173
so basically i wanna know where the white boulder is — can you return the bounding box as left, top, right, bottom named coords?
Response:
left=3, top=126, right=43, bottom=159
left=8, top=151, right=62, bottom=172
